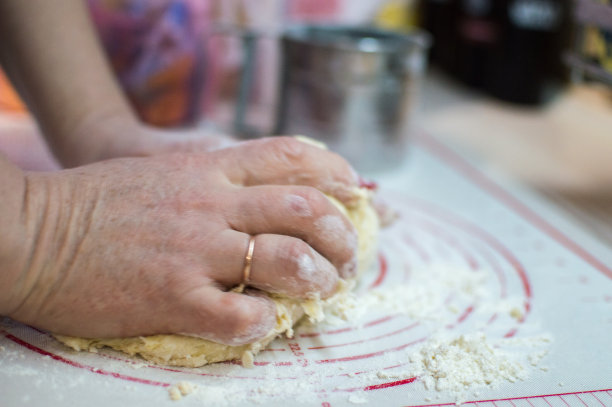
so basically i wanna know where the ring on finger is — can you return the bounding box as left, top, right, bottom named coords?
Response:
left=242, top=235, right=256, bottom=284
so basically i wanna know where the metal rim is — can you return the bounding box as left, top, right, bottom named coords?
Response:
left=282, top=24, right=432, bottom=54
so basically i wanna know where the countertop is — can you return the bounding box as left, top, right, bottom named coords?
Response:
left=419, top=71, right=612, bottom=247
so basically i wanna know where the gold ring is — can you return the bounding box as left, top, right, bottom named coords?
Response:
left=242, top=236, right=255, bottom=284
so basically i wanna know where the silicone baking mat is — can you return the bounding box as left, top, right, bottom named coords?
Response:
left=2, top=133, right=611, bottom=406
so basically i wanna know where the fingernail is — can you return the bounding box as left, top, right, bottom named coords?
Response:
left=358, top=176, right=378, bottom=191
left=293, top=135, right=327, bottom=150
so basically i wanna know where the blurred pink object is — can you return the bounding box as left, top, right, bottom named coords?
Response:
left=88, top=0, right=212, bottom=127
left=286, top=0, right=341, bottom=22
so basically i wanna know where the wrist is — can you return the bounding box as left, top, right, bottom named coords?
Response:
left=0, top=158, right=33, bottom=315
left=54, top=109, right=144, bottom=167
left=2, top=169, right=86, bottom=323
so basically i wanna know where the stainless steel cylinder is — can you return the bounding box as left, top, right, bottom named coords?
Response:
left=276, top=25, right=431, bottom=172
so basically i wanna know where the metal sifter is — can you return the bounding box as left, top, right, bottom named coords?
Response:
left=275, top=25, right=431, bottom=172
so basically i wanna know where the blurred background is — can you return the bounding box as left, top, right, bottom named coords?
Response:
left=1, top=0, right=611, bottom=240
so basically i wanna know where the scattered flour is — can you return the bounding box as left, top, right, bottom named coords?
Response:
left=320, top=263, right=490, bottom=325
left=333, top=332, right=552, bottom=405
left=302, top=262, right=553, bottom=404
left=410, top=333, right=526, bottom=392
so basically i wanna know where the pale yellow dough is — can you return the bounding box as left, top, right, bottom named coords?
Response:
left=55, top=191, right=379, bottom=367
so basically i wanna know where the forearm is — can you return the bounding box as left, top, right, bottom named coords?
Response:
left=0, top=0, right=139, bottom=167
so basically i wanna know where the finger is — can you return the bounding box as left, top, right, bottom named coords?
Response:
left=179, top=286, right=277, bottom=346
left=204, top=231, right=339, bottom=299
left=199, top=229, right=251, bottom=288
left=212, top=136, right=360, bottom=205
left=228, top=185, right=358, bottom=278
left=248, top=234, right=339, bottom=299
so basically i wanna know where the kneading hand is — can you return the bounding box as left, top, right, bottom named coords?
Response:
left=4, top=137, right=359, bottom=346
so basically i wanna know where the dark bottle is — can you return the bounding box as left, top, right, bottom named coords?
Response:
left=453, top=0, right=502, bottom=88
left=422, top=0, right=460, bottom=72
left=484, top=0, right=571, bottom=105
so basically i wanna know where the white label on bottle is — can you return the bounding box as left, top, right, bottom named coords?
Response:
left=509, top=0, right=562, bottom=31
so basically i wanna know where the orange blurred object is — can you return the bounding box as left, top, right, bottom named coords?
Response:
left=0, top=70, right=28, bottom=115
left=135, top=56, right=195, bottom=127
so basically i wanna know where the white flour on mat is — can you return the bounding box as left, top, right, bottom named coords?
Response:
left=161, top=262, right=551, bottom=405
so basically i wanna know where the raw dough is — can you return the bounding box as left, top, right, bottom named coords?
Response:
left=55, top=190, right=379, bottom=367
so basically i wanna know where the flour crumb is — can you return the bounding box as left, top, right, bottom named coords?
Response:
left=528, top=350, right=548, bottom=366
left=376, top=370, right=406, bottom=380
left=178, top=382, right=195, bottom=395
left=558, top=382, right=565, bottom=387
left=0, top=345, right=5, bottom=352
left=168, top=387, right=181, bottom=401
left=168, top=381, right=195, bottom=401
left=348, top=393, right=368, bottom=404
left=242, top=350, right=255, bottom=368
left=510, top=307, right=523, bottom=320
left=130, top=362, right=146, bottom=370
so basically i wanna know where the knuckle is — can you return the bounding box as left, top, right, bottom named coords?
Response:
left=280, top=238, right=311, bottom=266
left=264, top=137, right=307, bottom=163
left=277, top=238, right=337, bottom=292
left=294, top=186, right=328, bottom=212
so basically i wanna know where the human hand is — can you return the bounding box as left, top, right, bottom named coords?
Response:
left=4, top=137, right=359, bottom=346
left=59, top=114, right=239, bottom=167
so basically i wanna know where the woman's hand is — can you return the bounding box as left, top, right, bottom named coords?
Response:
left=62, top=115, right=241, bottom=166
left=4, top=137, right=359, bottom=346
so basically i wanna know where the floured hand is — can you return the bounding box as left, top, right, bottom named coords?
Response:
left=3, top=137, right=360, bottom=346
